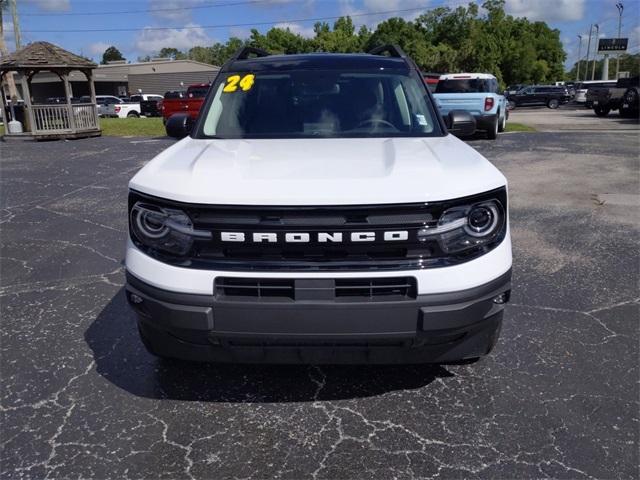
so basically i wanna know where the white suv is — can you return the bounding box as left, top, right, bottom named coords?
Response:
left=125, top=46, right=512, bottom=364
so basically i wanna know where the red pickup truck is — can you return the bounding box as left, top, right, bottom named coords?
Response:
left=160, top=83, right=210, bottom=124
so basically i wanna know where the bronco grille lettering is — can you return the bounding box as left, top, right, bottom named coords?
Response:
left=220, top=231, right=409, bottom=243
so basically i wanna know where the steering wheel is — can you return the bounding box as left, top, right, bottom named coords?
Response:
left=356, top=118, right=397, bottom=130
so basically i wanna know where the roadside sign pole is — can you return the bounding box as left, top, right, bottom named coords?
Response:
left=576, top=35, right=583, bottom=82
left=591, top=24, right=599, bottom=81
left=585, top=24, right=593, bottom=82
left=615, top=2, right=624, bottom=79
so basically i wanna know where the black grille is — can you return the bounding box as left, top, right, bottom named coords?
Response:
left=335, top=278, right=417, bottom=299
left=215, top=277, right=417, bottom=302
left=215, top=278, right=295, bottom=300
left=129, top=188, right=507, bottom=271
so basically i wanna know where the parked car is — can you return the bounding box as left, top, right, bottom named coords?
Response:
left=423, top=73, right=440, bottom=93
left=45, top=97, right=87, bottom=104
left=506, top=85, right=571, bottom=109
left=506, top=84, right=528, bottom=95
left=434, top=73, right=508, bottom=139
left=161, top=84, right=209, bottom=126
left=105, top=93, right=162, bottom=118
left=574, top=80, right=616, bottom=104
left=95, top=95, right=124, bottom=117
left=585, top=77, right=638, bottom=116
left=127, top=45, right=512, bottom=365
left=140, top=96, right=165, bottom=117
left=621, top=82, right=640, bottom=117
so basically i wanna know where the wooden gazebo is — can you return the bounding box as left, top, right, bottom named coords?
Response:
left=0, top=41, right=101, bottom=140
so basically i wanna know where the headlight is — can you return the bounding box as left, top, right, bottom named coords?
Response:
left=130, top=202, right=210, bottom=256
left=417, top=199, right=505, bottom=254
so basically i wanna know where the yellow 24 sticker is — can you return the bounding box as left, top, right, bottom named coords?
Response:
left=223, top=74, right=255, bottom=93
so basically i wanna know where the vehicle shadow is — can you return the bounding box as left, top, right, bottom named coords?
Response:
left=85, top=289, right=454, bottom=403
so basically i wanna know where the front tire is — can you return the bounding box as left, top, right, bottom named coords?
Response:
left=507, top=100, right=516, bottom=110
left=547, top=99, right=559, bottom=109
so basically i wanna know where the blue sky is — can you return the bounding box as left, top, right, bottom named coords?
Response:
left=4, top=0, right=640, bottom=68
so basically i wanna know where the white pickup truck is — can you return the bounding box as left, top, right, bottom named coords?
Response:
left=105, top=93, right=163, bottom=118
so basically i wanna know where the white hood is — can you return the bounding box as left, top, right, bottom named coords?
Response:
left=129, top=135, right=506, bottom=205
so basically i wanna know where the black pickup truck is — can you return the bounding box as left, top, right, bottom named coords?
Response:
left=588, top=76, right=639, bottom=117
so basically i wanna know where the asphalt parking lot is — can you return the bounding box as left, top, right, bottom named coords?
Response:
left=1, top=117, right=639, bottom=478
left=509, top=103, right=640, bottom=132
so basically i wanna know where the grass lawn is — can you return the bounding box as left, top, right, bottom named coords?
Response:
left=505, top=122, right=536, bottom=132
left=2, top=118, right=535, bottom=138
left=0, top=117, right=165, bottom=137
left=99, top=117, right=165, bottom=137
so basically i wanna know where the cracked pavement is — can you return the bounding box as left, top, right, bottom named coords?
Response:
left=1, top=131, right=638, bottom=479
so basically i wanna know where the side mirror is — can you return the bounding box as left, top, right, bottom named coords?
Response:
left=165, top=113, right=194, bottom=138
left=446, top=110, right=476, bottom=138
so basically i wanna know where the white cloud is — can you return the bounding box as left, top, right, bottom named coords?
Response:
left=631, top=25, right=640, bottom=45
left=88, top=42, right=111, bottom=56
left=32, top=0, right=70, bottom=11
left=228, top=26, right=253, bottom=39
left=339, top=0, right=431, bottom=27
left=504, top=0, right=585, bottom=22
left=274, top=22, right=316, bottom=38
left=148, top=0, right=206, bottom=21
left=134, top=24, right=213, bottom=55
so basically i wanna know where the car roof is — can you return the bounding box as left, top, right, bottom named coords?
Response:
left=439, top=73, right=496, bottom=80
left=225, top=53, right=410, bottom=73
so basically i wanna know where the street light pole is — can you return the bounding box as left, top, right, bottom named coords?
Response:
left=591, top=24, right=599, bottom=80
left=616, top=2, right=624, bottom=79
left=585, top=24, right=593, bottom=82
left=576, top=35, right=583, bottom=82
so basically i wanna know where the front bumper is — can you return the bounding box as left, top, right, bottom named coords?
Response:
left=126, top=269, right=511, bottom=364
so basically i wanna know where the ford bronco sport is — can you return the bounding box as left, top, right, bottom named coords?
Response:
left=125, top=45, right=512, bottom=364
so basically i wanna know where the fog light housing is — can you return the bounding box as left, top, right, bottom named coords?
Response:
left=130, top=293, right=143, bottom=304
left=493, top=291, right=510, bottom=304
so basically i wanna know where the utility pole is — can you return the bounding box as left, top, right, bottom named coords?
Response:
left=616, top=2, right=624, bottom=79
left=585, top=24, right=593, bottom=82
left=9, top=0, right=20, bottom=49
left=0, top=0, right=19, bottom=105
left=591, top=24, right=599, bottom=80
left=576, top=35, right=583, bottom=82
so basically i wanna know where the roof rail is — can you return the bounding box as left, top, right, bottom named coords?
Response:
left=367, top=44, right=408, bottom=59
left=230, top=46, right=271, bottom=61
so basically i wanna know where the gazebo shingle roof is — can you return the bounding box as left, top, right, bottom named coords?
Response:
left=0, top=41, right=96, bottom=70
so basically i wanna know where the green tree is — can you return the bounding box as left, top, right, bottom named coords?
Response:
left=248, top=27, right=314, bottom=54
left=101, top=46, right=125, bottom=64
left=157, top=47, right=187, bottom=60
left=150, top=0, right=569, bottom=86
left=188, top=46, right=214, bottom=64
left=313, top=17, right=365, bottom=52
left=365, top=17, right=431, bottom=67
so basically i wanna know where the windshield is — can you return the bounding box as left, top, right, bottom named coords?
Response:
left=436, top=79, right=490, bottom=93
left=199, top=70, right=439, bottom=139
